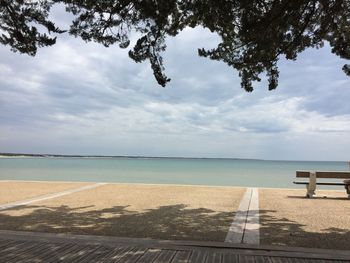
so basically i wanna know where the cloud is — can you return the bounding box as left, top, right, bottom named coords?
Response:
left=277, top=43, right=350, bottom=116
left=0, top=22, right=350, bottom=160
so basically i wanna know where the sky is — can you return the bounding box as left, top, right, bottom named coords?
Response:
left=0, top=10, right=350, bottom=161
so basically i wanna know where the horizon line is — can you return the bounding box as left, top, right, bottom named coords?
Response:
left=0, top=152, right=347, bottom=162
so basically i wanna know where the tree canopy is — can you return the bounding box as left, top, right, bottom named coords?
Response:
left=1, top=0, right=349, bottom=91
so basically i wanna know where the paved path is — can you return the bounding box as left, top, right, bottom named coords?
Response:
left=0, top=230, right=349, bottom=262
left=225, top=188, right=260, bottom=244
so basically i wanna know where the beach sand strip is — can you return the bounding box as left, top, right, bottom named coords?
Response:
left=0, top=183, right=106, bottom=211
left=0, top=181, right=92, bottom=204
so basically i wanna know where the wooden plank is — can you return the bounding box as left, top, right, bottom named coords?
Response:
left=67, top=245, right=105, bottom=263
left=153, top=249, right=176, bottom=263
left=44, top=244, right=92, bottom=263
left=171, top=250, right=192, bottom=262
left=0, top=240, right=39, bottom=259
left=0, top=239, right=13, bottom=246
left=206, top=252, right=222, bottom=263
left=34, top=243, right=78, bottom=263
left=106, top=246, right=144, bottom=263
left=296, top=171, right=350, bottom=179
left=116, top=247, right=147, bottom=263
left=0, top=240, right=19, bottom=250
left=253, top=255, right=273, bottom=263
left=25, top=243, right=74, bottom=263
left=285, top=258, right=308, bottom=263
left=294, top=182, right=345, bottom=186
left=188, top=250, right=208, bottom=263
left=103, top=246, right=137, bottom=262
left=231, top=249, right=350, bottom=261
left=94, top=246, right=131, bottom=263
left=51, top=244, right=96, bottom=262
left=315, top=172, right=350, bottom=179
left=11, top=243, right=71, bottom=263
left=0, top=240, right=28, bottom=256
left=1, top=231, right=350, bottom=262
left=222, top=253, right=238, bottom=263
left=75, top=245, right=114, bottom=263
left=136, top=248, right=162, bottom=262
left=268, top=257, right=291, bottom=263
left=296, top=171, right=311, bottom=178
left=2, top=229, right=350, bottom=258
left=6, top=242, right=51, bottom=263
left=238, top=254, right=256, bottom=263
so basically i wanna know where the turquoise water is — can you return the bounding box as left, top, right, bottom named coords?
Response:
left=0, top=158, right=348, bottom=188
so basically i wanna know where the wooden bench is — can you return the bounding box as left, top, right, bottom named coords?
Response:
left=294, top=171, right=350, bottom=198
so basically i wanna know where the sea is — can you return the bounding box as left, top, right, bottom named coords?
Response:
left=0, top=157, right=348, bottom=188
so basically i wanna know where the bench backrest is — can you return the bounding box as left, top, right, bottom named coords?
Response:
left=296, top=171, right=350, bottom=179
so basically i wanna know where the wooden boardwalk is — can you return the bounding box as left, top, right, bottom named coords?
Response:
left=0, top=230, right=349, bottom=262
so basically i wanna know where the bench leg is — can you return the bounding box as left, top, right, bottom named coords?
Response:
left=306, top=172, right=316, bottom=198
left=345, top=184, right=350, bottom=199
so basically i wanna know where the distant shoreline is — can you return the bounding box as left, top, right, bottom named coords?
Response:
left=0, top=153, right=262, bottom=161
left=0, top=153, right=346, bottom=163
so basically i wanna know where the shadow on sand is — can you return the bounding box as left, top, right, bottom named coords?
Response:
left=0, top=202, right=349, bottom=250
left=287, top=195, right=350, bottom=201
left=258, top=201, right=350, bottom=250
left=0, top=204, right=233, bottom=242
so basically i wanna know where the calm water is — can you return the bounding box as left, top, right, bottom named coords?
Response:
left=0, top=158, right=348, bottom=188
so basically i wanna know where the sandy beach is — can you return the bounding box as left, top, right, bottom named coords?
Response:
left=260, top=188, right=350, bottom=249
left=0, top=180, right=349, bottom=250
left=0, top=182, right=245, bottom=241
left=0, top=181, right=90, bottom=204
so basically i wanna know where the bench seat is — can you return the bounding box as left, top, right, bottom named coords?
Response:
left=293, top=181, right=346, bottom=186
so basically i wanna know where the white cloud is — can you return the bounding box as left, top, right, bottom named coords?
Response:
left=0, top=25, right=350, bottom=160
